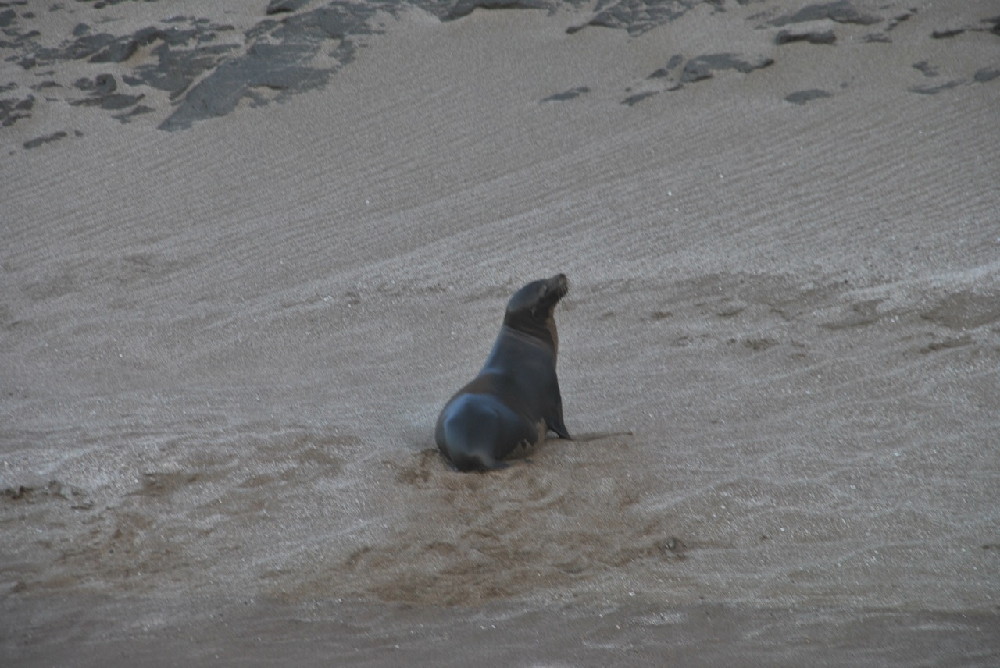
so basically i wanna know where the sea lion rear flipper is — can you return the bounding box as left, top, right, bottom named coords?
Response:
left=444, top=452, right=510, bottom=472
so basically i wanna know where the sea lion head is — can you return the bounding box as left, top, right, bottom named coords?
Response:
left=503, top=274, right=568, bottom=349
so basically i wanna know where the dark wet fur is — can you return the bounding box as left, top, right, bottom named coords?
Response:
left=436, top=274, right=570, bottom=472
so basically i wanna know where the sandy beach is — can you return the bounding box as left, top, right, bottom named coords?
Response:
left=2, top=0, right=999, bottom=664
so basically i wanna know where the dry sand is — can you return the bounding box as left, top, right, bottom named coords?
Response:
left=2, top=0, right=999, bottom=664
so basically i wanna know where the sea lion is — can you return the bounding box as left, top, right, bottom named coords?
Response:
left=435, top=274, right=571, bottom=472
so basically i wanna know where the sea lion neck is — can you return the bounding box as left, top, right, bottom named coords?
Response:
left=501, top=314, right=557, bottom=350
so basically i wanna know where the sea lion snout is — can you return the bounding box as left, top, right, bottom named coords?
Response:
left=505, top=273, right=569, bottom=317
left=548, top=273, right=569, bottom=299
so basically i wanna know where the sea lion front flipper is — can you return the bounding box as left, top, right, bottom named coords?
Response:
left=546, top=390, right=571, bottom=439
left=547, top=413, right=571, bottom=440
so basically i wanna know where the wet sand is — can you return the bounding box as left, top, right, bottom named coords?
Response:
left=3, top=0, right=999, bottom=664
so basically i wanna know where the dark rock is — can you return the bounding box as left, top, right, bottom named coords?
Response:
left=74, top=73, right=117, bottom=94
left=680, top=53, right=773, bottom=83
left=130, top=43, right=237, bottom=97
left=648, top=54, right=684, bottom=78
left=912, top=61, right=938, bottom=77
left=568, top=0, right=706, bottom=36
left=159, top=3, right=382, bottom=131
left=90, top=26, right=208, bottom=64
left=0, top=94, right=33, bottom=127
left=770, top=1, right=880, bottom=27
left=63, top=33, right=117, bottom=60
left=681, top=60, right=713, bottom=83
left=275, top=2, right=381, bottom=40
left=266, top=0, right=311, bottom=15
left=68, top=73, right=144, bottom=111
left=886, top=9, right=916, bottom=31
left=972, top=68, right=1000, bottom=83
left=540, top=86, right=590, bottom=102
left=909, top=80, right=963, bottom=95
left=113, top=104, right=155, bottom=123
left=91, top=37, right=140, bottom=63
left=775, top=28, right=836, bottom=45
left=70, top=92, right=145, bottom=110
left=16, top=0, right=784, bottom=133
left=621, top=91, right=658, bottom=106
left=94, top=73, right=117, bottom=94
left=23, top=131, right=68, bottom=150
left=785, top=89, right=832, bottom=105
left=444, top=0, right=550, bottom=22
left=100, top=93, right=144, bottom=110
left=931, top=28, right=964, bottom=39
left=159, top=42, right=328, bottom=131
